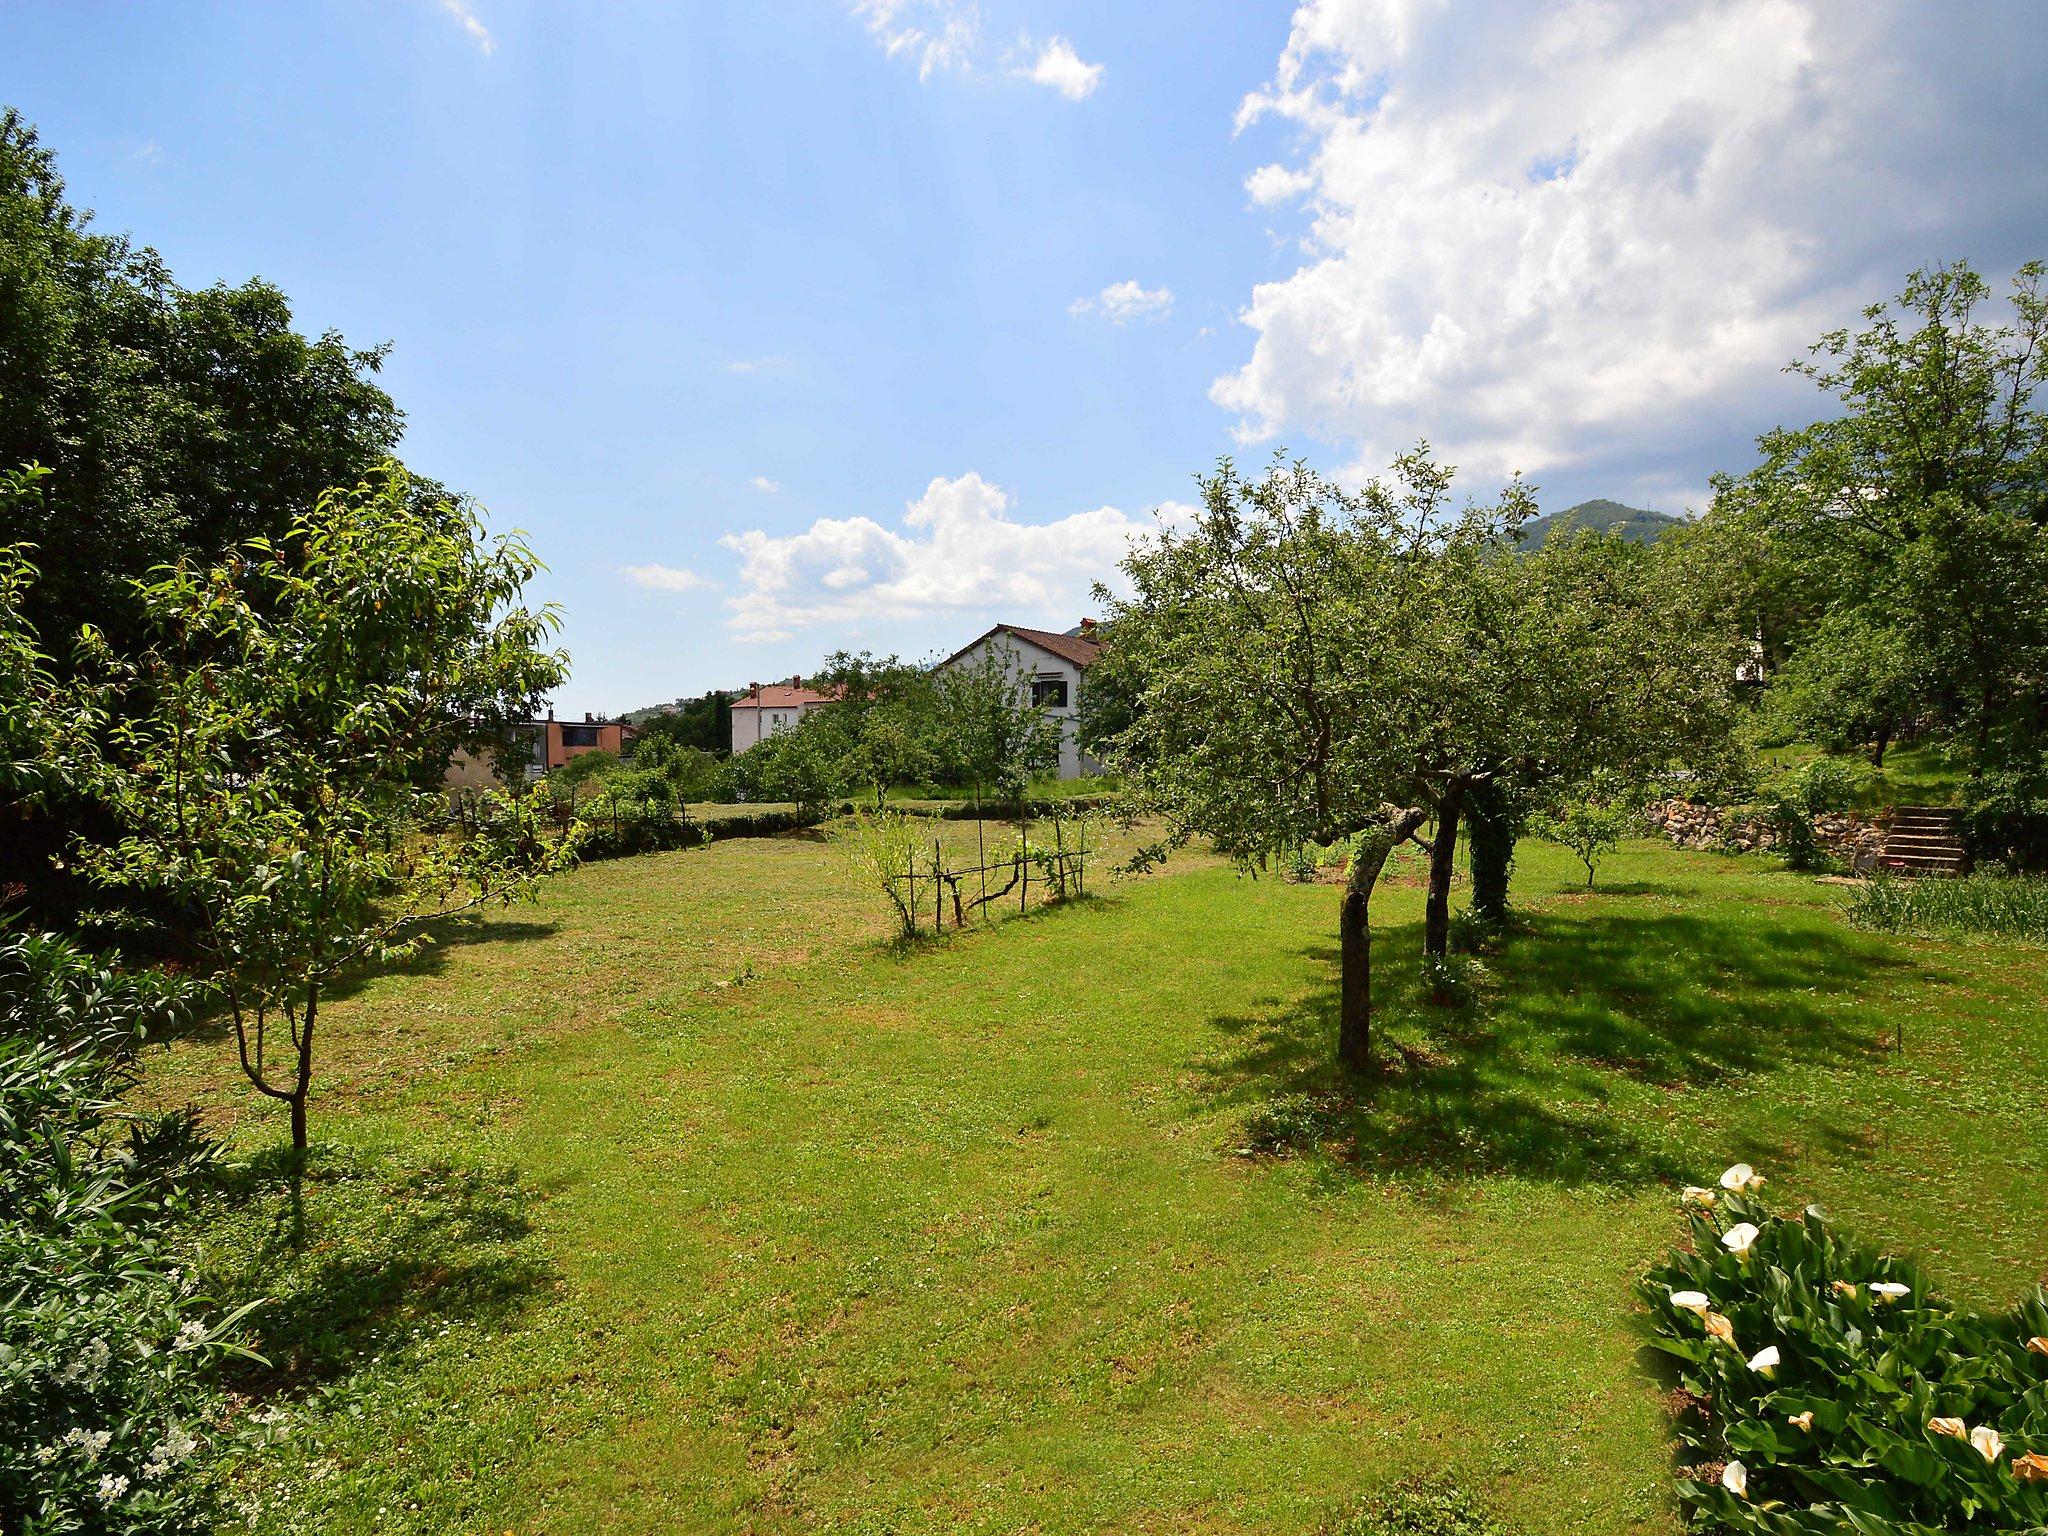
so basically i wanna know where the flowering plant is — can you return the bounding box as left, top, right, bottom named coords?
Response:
left=1643, top=1166, right=2048, bottom=1532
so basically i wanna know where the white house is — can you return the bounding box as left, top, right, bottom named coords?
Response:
left=937, top=621, right=1104, bottom=780
left=729, top=677, right=839, bottom=753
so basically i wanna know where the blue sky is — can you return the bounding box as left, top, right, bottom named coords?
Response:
left=6, top=1, right=2046, bottom=712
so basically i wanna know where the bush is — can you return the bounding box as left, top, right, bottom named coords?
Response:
left=1643, top=1164, right=2048, bottom=1533
left=1325, top=1478, right=1515, bottom=1536
left=1, top=935, right=259, bottom=1534
left=1792, top=756, right=1872, bottom=815
left=1961, top=765, right=2048, bottom=872
left=1845, top=872, right=2048, bottom=943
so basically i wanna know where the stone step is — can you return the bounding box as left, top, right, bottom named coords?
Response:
left=1879, top=806, right=1968, bottom=877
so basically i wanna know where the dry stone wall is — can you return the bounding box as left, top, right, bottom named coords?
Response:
left=1642, top=798, right=1889, bottom=870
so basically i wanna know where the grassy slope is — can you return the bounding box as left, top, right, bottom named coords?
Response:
left=141, top=833, right=2048, bottom=1535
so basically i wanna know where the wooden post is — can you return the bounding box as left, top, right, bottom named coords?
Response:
left=933, top=839, right=944, bottom=931
left=906, top=855, right=917, bottom=937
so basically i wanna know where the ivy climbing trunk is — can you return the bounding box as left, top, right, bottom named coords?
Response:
left=1465, top=779, right=1522, bottom=929
left=1339, top=805, right=1425, bottom=1072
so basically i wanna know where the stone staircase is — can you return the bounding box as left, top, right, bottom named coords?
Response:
left=1878, top=806, right=1968, bottom=877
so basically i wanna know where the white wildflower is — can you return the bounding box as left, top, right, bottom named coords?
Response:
left=1669, top=1289, right=1711, bottom=1315
left=171, top=1319, right=208, bottom=1352
left=95, top=1473, right=129, bottom=1503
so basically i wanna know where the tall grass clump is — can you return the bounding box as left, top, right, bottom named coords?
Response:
left=1846, top=872, right=2048, bottom=943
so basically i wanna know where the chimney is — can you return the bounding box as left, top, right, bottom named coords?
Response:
left=791, top=674, right=802, bottom=689
left=748, top=681, right=759, bottom=697
left=1079, top=617, right=1098, bottom=632
left=584, top=712, right=594, bottom=723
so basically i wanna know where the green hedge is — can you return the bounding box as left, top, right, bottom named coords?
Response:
left=1643, top=1165, right=2048, bottom=1532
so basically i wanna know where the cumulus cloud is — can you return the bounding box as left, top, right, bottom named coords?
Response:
left=749, top=476, right=781, bottom=493
left=436, top=0, right=495, bottom=55
left=1214, top=0, right=2048, bottom=483
left=623, top=564, right=713, bottom=593
left=1070, top=280, right=1175, bottom=325
left=1013, top=36, right=1103, bottom=100
left=720, top=472, right=1182, bottom=639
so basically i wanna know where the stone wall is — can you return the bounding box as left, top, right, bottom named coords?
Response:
left=1642, top=798, right=1889, bottom=870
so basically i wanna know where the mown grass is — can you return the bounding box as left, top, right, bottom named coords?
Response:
left=1757, top=739, right=1967, bottom=807
left=134, top=829, right=2048, bottom=1535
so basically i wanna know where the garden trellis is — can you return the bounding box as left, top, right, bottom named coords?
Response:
left=884, top=814, right=1094, bottom=936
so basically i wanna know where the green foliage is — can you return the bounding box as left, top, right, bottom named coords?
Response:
left=1532, top=787, right=1635, bottom=888
left=1790, top=756, right=1873, bottom=816
left=629, top=691, right=733, bottom=756
left=726, top=719, right=846, bottom=819
left=929, top=644, right=1062, bottom=797
left=1709, top=261, right=2048, bottom=781
left=1, top=931, right=259, bottom=1534
left=41, top=467, right=570, bottom=1150
left=1961, top=763, right=2048, bottom=872
left=1325, top=1478, right=1516, bottom=1536
left=1643, top=1169, right=2048, bottom=1533
left=0, top=109, right=413, bottom=669
left=836, top=809, right=929, bottom=938
left=1846, top=872, right=2048, bottom=944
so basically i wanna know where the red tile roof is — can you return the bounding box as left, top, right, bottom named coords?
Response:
left=730, top=683, right=841, bottom=711
left=941, top=623, right=1103, bottom=671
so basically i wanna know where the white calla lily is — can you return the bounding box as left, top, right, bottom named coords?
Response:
left=1682, top=1186, right=1718, bottom=1207
left=1719, top=1163, right=1763, bottom=1193
left=1869, top=1281, right=1910, bottom=1302
left=1721, top=1460, right=1748, bottom=1498
left=1746, top=1345, right=1781, bottom=1376
left=1970, top=1424, right=2004, bottom=1462
left=1720, top=1222, right=1761, bottom=1258
left=1670, top=1289, right=1710, bottom=1315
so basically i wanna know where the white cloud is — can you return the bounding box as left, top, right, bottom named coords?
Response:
left=728, top=356, right=792, bottom=375
left=749, top=476, right=781, bottom=493
left=1243, top=162, right=1312, bottom=206
left=849, top=0, right=981, bottom=82
left=1214, top=0, right=2048, bottom=482
left=623, top=564, right=713, bottom=593
left=1013, top=36, right=1103, bottom=100
left=1070, top=280, right=1175, bottom=325
left=720, top=472, right=1181, bottom=638
left=849, top=3, right=1101, bottom=100
left=134, top=141, right=164, bottom=165
left=437, top=0, right=495, bottom=55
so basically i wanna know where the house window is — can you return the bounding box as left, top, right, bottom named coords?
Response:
left=1032, top=676, right=1069, bottom=709
left=562, top=726, right=599, bottom=747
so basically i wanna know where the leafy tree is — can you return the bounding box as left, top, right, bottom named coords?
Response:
left=1760, top=610, right=1921, bottom=764
left=1, top=109, right=432, bottom=931
left=1097, top=452, right=1742, bottom=1069
left=810, top=651, right=940, bottom=808
left=726, top=717, right=846, bottom=820
left=36, top=466, right=569, bottom=1154
left=1532, top=783, right=1636, bottom=888
left=931, top=644, right=1062, bottom=803
left=633, top=692, right=734, bottom=757
left=1710, top=260, right=2048, bottom=777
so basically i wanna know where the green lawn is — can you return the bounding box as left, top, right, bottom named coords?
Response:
left=141, top=830, right=2048, bottom=1535
left=1758, top=738, right=1968, bottom=807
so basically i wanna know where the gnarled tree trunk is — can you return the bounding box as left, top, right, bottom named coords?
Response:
left=1339, top=804, right=1426, bottom=1072
left=1465, top=779, right=1523, bottom=929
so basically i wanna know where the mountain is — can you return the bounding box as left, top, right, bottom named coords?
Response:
left=1517, top=498, right=1684, bottom=548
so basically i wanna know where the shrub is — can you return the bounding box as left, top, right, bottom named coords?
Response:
left=1643, top=1164, right=2048, bottom=1533
left=1, top=934, right=261, bottom=1533
left=1961, top=765, right=2048, bottom=872
left=1845, top=872, right=2048, bottom=943
left=1325, top=1478, right=1515, bottom=1535
left=1791, top=756, right=1873, bottom=815
left=1531, top=792, right=1634, bottom=888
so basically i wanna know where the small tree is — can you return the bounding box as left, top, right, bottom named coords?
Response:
left=1532, top=788, right=1636, bottom=888
left=56, top=467, right=569, bottom=1155
left=931, top=644, right=1062, bottom=804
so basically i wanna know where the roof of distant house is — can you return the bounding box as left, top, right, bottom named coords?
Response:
left=730, top=678, right=842, bottom=711
left=941, top=622, right=1103, bottom=671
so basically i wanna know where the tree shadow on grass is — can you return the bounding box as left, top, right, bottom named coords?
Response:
left=163, top=915, right=559, bottom=1046
left=206, top=1148, right=555, bottom=1392
left=1194, top=907, right=1924, bottom=1187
